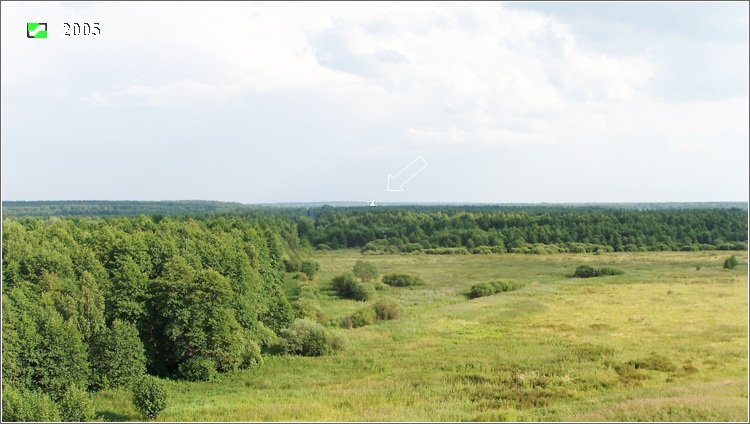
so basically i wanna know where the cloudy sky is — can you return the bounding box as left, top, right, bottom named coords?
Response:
left=2, top=1, right=748, bottom=203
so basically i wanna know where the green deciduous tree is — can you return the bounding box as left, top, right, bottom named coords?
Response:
left=89, top=319, right=147, bottom=390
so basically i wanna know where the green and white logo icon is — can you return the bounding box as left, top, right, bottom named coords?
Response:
left=27, top=23, right=47, bottom=38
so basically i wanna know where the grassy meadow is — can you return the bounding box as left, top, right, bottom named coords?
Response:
left=93, top=250, right=748, bottom=421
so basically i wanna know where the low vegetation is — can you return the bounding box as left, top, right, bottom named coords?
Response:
left=573, top=264, right=624, bottom=278
left=346, top=297, right=402, bottom=328
left=468, top=279, right=524, bottom=298
left=381, top=273, right=423, bottom=287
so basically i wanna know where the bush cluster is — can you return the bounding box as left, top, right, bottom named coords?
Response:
left=331, top=272, right=375, bottom=301
left=469, top=279, right=523, bottom=299
left=280, top=319, right=347, bottom=356
left=573, top=265, right=624, bottom=278
left=346, top=298, right=402, bottom=328
left=292, top=280, right=325, bottom=321
left=1, top=385, right=97, bottom=422
left=381, top=273, right=423, bottom=287
left=132, top=375, right=167, bottom=419
left=723, top=255, right=738, bottom=270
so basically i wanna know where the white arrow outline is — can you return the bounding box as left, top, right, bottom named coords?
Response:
left=387, top=156, right=427, bottom=192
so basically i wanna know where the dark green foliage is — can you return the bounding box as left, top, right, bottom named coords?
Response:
left=265, top=205, right=747, bottom=253
left=469, top=279, right=523, bottom=299
left=280, top=319, right=332, bottom=357
left=469, top=282, right=495, bottom=299
left=381, top=273, right=423, bottom=287
left=28, top=299, right=90, bottom=400
left=332, top=272, right=358, bottom=295
left=132, top=375, right=168, bottom=419
left=300, top=259, right=320, bottom=278
left=723, top=255, right=738, bottom=269
left=178, top=356, right=218, bottom=382
left=89, top=319, right=147, bottom=390
left=2, top=213, right=303, bottom=404
left=573, top=265, right=598, bottom=278
left=373, top=297, right=401, bottom=321
left=58, top=385, right=98, bottom=422
left=2, top=386, right=62, bottom=422
left=573, top=265, right=624, bottom=278
left=331, top=272, right=374, bottom=301
left=353, top=260, right=379, bottom=283
left=284, top=257, right=302, bottom=273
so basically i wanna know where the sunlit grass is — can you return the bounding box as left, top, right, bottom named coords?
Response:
left=93, top=250, right=748, bottom=421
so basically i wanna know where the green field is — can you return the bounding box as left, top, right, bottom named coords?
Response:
left=93, top=250, right=748, bottom=421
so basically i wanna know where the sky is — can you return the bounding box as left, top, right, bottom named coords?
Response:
left=2, top=1, right=748, bottom=204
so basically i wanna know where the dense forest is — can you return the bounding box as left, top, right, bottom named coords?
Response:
left=290, top=206, right=748, bottom=253
left=1, top=214, right=306, bottom=419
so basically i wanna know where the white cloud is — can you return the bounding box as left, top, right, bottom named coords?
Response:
left=2, top=1, right=747, bottom=202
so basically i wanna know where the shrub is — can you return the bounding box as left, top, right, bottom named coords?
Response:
left=373, top=281, right=390, bottom=291
left=132, top=375, right=168, bottom=419
left=292, top=272, right=309, bottom=281
left=280, top=319, right=331, bottom=357
left=241, top=337, right=263, bottom=369
left=332, top=272, right=358, bottom=297
left=332, top=273, right=374, bottom=301
left=472, top=246, right=494, bottom=254
left=300, top=259, right=320, bottom=278
left=723, top=255, right=738, bottom=270
left=469, top=282, right=495, bottom=299
left=350, top=305, right=376, bottom=328
left=381, top=273, right=423, bottom=287
left=178, top=355, right=217, bottom=381
left=284, top=257, right=302, bottom=272
left=597, top=267, right=624, bottom=276
left=293, top=298, right=323, bottom=321
left=470, top=280, right=523, bottom=298
left=573, top=265, right=623, bottom=278
left=328, top=331, right=350, bottom=352
left=315, top=243, right=331, bottom=251
left=59, top=385, right=97, bottom=422
left=2, top=386, right=61, bottom=422
left=351, top=282, right=376, bottom=301
left=353, top=260, right=379, bottom=283
left=373, top=297, right=401, bottom=321
left=573, top=265, right=598, bottom=278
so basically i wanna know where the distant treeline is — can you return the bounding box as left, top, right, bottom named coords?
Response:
left=3, top=200, right=747, bottom=217
left=1, top=200, right=250, bottom=217
left=291, top=206, right=748, bottom=253
left=3, top=201, right=748, bottom=254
